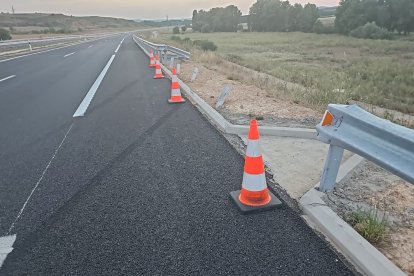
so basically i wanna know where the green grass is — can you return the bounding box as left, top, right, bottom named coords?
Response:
left=157, top=31, right=414, bottom=115
left=350, top=208, right=388, bottom=244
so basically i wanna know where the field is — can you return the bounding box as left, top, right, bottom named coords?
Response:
left=155, top=31, right=414, bottom=117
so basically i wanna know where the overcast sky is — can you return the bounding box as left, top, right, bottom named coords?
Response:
left=1, top=0, right=339, bottom=20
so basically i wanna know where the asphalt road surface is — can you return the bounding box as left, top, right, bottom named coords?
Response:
left=0, top=35, right=356, bottom=275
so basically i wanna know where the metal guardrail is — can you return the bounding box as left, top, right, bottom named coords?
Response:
left=316, top=104, right=414, bottom=192
left=0, top=35, right=88, bottom=47
left=0, top=31, right=130, bottom=48
left=133, top=35, right=191, bottom=60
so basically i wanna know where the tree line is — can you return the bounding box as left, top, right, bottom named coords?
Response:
left=192, top=5, right=242, bottom=33
left=190, top=0, right=414, bottom=38
left=249, top=0, right=319, bottom=32
left=336, top=0, right=414, bottom=35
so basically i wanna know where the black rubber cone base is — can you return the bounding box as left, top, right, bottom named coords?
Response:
left=230, top=190, right=282, bottom=215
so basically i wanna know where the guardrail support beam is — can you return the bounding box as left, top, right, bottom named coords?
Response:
left=319, top=145, right=344, bottom=192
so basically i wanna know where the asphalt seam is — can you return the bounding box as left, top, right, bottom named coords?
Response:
left=9, top=106, right=181, bottom=247
left=6, top=122, right=75, bottom=236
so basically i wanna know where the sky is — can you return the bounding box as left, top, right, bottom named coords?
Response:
left=1, top=0, right=340, bottom=20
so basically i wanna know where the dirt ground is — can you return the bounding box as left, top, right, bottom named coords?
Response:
left=324, top=161, right=414, bottom=275
left=177, top=59, right=321, bottom=128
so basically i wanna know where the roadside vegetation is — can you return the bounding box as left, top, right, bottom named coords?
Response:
left=350, top=207, right=388, bottom=244
left=189, top=0, right=413, bottom=40
left=0, top=27, right=12, bottom=40
left=158, top=31, right=414, bottom=118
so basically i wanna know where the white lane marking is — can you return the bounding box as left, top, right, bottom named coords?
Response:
left=73, top=55, right=115, bottom=117
left=114, top=44, right=121, bottom=53
left=88, top=45, right=93, bottom=48
left=114, top=37, right=125, bottom=53
left=0, top=75, right=16, bottom=83
left=64, top=52, right=75, bottom=58
left=0, top=235, right=16, bottom=268
left=7, top=123, right=74, bottom=235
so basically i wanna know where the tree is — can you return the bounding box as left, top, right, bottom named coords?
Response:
left=192, top=10, right=199, bottom=31
left=335, top=0, right=368, bottom=34
left=288, top=4, right=303, bottom=31
left=387, top=0, right=414, bottom=35
left=335, top=0, right=414, bottom=35
left=181, top=26, right=187, bottom=32
left=0, top=28, right=12, bottom=40
left=192, top=5, right=242, bottom=32
left=222, top=5, right=242, bottom=32
left=299, top=4, right=319, bottom=32
left=249, top=0, right=289, bottom=32
left=249, top=0, right=317, bottom=32
left=172, top=26, right=180, bottom=34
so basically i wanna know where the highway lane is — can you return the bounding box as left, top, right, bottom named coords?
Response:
left=1, top=37, right=355, bottom=275
left=0, top=34, right=125, bottom=236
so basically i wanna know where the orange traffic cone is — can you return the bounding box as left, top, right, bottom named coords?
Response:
left=149, top=50, right=156, bottom=67
left=168, top=68, right=185, bottom=103
left=230, top=120, right=282, bottom=214
left=153, top=55, right=164, bottom=79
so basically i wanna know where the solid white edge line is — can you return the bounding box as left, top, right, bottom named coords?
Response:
left=0, top=75, right=16, bottom=82
left=0, top=234, right=16, bottom=268
left=64, top=52, right=75, bottom=58
left=73, top=54, right=116, bottom=117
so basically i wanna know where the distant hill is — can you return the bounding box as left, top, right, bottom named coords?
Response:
left=0, top=13, right=146, bottom=31
left=138, top=19, right=191, bottom=27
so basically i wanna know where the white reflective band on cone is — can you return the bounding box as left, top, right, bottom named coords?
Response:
left=242, top=172, right=267, bottom=191
left=246, top=140, right=261, bottom=157
left=171, top=88, right=181, bottom=96
left=172, top=75, right=178, bottom=82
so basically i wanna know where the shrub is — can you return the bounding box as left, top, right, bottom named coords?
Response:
left=170, top=35, right=182, bottom=42
left=349, top=22, right=393, bottom=40
left=312, top=21, right=335, bottom=34
left=0, top=28, right=12, bottom=40
left=181, top=26, right=187, bottom=32
left=193, top=40, right=217, bottom=51
left=173, top=26, right=180, bottom=34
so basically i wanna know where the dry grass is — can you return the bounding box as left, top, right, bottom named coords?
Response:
left=150, top=31, right=414, bottom=125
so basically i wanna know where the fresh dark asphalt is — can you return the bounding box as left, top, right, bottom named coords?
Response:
left=0, top=36, right=355, bottom=275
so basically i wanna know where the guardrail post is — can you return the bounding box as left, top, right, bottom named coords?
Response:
left=319, top=145, right=344, bottom=192
left=169, top=57, right=175, bottom=69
